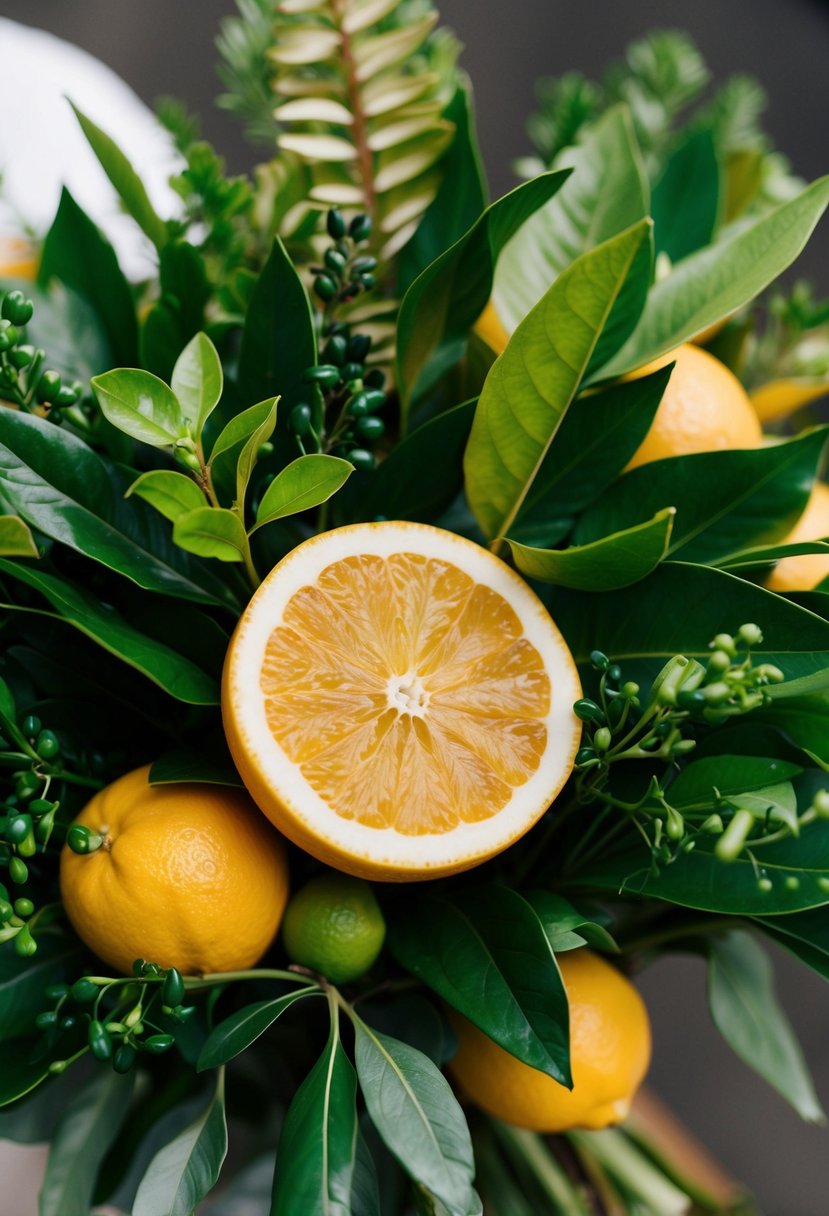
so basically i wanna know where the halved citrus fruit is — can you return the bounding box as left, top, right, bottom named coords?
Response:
left=222, top=522, right=582, bottom=881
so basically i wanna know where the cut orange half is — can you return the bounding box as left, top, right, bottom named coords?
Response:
left=222, top=522, right=582, bottom=880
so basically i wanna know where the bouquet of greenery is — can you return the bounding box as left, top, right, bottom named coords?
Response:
left=1, top=6, right=829, bottom=1213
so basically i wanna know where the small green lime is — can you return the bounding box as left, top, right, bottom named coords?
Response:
left=283, top=873, right=385, bottom=984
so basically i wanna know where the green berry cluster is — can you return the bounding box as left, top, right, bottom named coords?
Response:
left=0, top=290, right=82, bottom=415
left=311, top=208, right=376, bottom=304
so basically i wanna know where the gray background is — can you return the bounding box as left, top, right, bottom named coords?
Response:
left=2, top=2, right=829, bottom=1212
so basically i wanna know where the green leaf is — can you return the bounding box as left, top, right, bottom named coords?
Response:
left=523, top=891, right=619, bottom=954
left=210, top=397, right=279, bottom=466
left=38, top=187, right=137, bottom=365
left=0, top=1037, right=55, bottom=1107
left=354, top=1020, right=479, bottom=1216
left=254, top=455, right=352, bottom=529
left=387, top=887, right=571, bottom=1086
left=150, top=748, right=244, bottom=789
left=707, top=930, right=825, bottom=1122
left=141, top=242, right=211, bottom=383
left=271, top=1020, right=358, bottom=1216
left=355, top=401, right=475, bottom=525
left=755, top=907, right=829, bottom=983
left=651, top=128, right=720, bottom=263
left=599, top=176, right=829, bottom=377
left=39, top=1072, right=136, bottom=1216
left=0, top=515, right=38, bottom=558
left=667, top=755, right=803, bottom=813
left=198, top=988, right=321, bottom=1071
left=727, top=782, right=799, bottom=833
left=754, top=695, right=829, bottom=766
left=762, top=670, right=829, bottom=702
left=171, top=333, right=224, bottom=437
left=504, top=367, right=672, bottom=548
left=717, top=540, right=829, bottom=573
left=133, top=1072, right=228, bottom=1216
left=0, top=560, right=219, bottom=705
left=235, top=398, right=279, bottom=513
left=0, top=932, right=81, bottom=1042
left=173, top=508, right=248, bottom=563
left=70, top=103, right=168, bottom=250
left=91, top=369, right=187, bottom=448
left=397, top=169, right=571, bottom=416
left=493, top=106, right=649, bottom=334
left=508, top=508, right=674, bottom=590
left=575, top=429, right=828, bottom=564
left=0, top=675, right=15, bottom=724
left=464, top=220, right=652, bottom=544
left=126, top=469, right=206, bottom=523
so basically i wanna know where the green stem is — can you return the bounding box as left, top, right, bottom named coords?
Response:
left=490, top=1121, right=592, bottom=1215
left=240, top=533, right=261, bottom=592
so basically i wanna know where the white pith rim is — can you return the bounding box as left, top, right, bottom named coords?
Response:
left=225, top=522, right=582, bottom=872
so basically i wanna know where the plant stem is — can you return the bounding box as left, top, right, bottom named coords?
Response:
left=491, top=1121, right=592, bottom=1214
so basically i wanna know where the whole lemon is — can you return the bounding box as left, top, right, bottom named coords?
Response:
left=448, top=949, right=651, bottom=1132
left=766, top=481, right=829, bottom=593
left=60, top=766, right=290, bottom=976
left=282, top=873, right=386, bottom=984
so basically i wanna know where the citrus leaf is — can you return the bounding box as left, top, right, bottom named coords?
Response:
left=493, top=106, right=649, bottom=333
left=464, top=220, right=652, bottom=544
left=708, top=930, right=825, bottom=1122
left=236, top=398, right=279, bottom=512
left=0, top=515, right=38, bottom=558
left=666, top=756, right=803, bottom=812
left=70, top=102, right=168, bottom=250
left=0, top=560, right=219, bottom=705
left=753, top=695, right=829, bottom=765
left=171, top=332, right=224, bottom=437
left=599, top=175, right=829, bottom=377
left=0, top=1037, right=58, bottom=1107
left=716, top=540, right=829, bottom=571
left=197, top=988, right=322, bottom=1071
left=755, top=907, right=829, bottom=983
left=508, top=508, right=674, bottom=591
left=354, top=1020, right=479, bottom=1216
left=396, top=170, right=571, bottom=417
left=210, top=397, right=279, bottom=465
left=271, top=1020, right=359, bottom=1216
left=133, top=1071, right=228, bottom=1216
left=40, top=1072, right=136, bottom=1216
left=0, top=932, right=81, bottom=1042
left=141, top=241, right=210, bottom=383
left=523, top=891, right=619, bottom=954
left=173, top=508, right=248, bottom=563
left=126, top=470, right=206, bottom=523
left=765, top=671, right=829, bottom=701
left=150, top=748, right=244, bottom=789
left=387, top=887, right=571, bottom=1086
left=651, top=127, right=720, bottom=262
left=91, top=369, right=186, bottom=447
left=254, top=454, right=353, bottom=529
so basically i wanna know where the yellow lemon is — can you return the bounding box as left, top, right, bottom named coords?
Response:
left=766, top=482, right=829, bottom=593
left=222, top=522, right=582, bottom=881
left=0, top=236, right=38, bottom=281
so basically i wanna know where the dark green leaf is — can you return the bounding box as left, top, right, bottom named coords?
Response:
left=0, top=1037, right=55, bottom=1107
left=271, top=1021, right=358, bottom=1216
left=254, top=455, right=352, bottom=529
left=523, top=891, right=619, bottom=954
left=0, top=1064, right=90, bottom=1144
left=0, top=516, right=38, bottom=558
left=354, top=1020, right=479, bottom=1216
left=388, top=888, right=570, bottom=1086
left=150, top=748, right=243, bottom=789
left=755, top=907, right=829, bottom=983
left=351, top=1130, right=382, bottom=1216
left=667, top=755, right=803, bottom=812
left=91, top=369, right=187, bottom=447
left=0, top=932, right=81, bottom=1042
left=173, top=508, right=247, bottom=563
left=493, top=106, right=649, bottom=334
left=575, top=429, right=828, bottom=565
left=0, top=561, right=219, bottom=705
left=171, top=333, right=224, bottom=437
left=197, top=988, right=321, bottom=1071
left=717, top=540, right=829, bottom=572
left=40, top=1071, right=136, bottom=1216
left=708, top=930, right=825, bottom=1122
left=38, top=187, right=137, bottom=365
left=727, top=782, right=799, bottom=833
left=397, top=170, right=571, bottom=417
left=126, top=470, right=206, bottom=523
left=141, top=242, right=210, bottom=382
left=651, top=128, right=720, bottom=263
left=71, top=103, right=168, bottom=250
left=754, top=695, right=829, bottom=765
left=23, top=282, right=110, bottom=385
left=132, top=1071, right=228, bottom=1216
left=464, top=220, right=652, bottom=543
left=600, top=176, right=829, bottom=377
left=508, top=508, right=674, bottom=590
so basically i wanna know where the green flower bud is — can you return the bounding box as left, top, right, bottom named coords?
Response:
left=326, top=208, right=346, bottom=240
left=349, top=448, right=375, bottom=471
left=737, top=623, right=763, bottom=647
left=702, top=681, right=731, bottom=704
left=321, top=335, right=347, bottom=365
left=66, top=825, right=104, bottom=854
left=324, top=248, right=347, bottom=276
left=573, top=699, right=605, bottom=724
left=162, top=967, right=185, bottom=1007
left=14, top=926, right=36, bottom=957
left=715, top=808, right=754, bottom=862
left=589, top=650, right=609, bottom=672
left=711, top=633, right=736, bottom=657
left=812, top=790, right=829, bottom=819
left=757, top=877, right=773, bottom=893
left=707, top=649, right=732, bottom=673
left=36, top=1011, right=57, bottom=1030
left=1, top=290, right=33, bottom=327
left=21, top=715, right=41, bottom=740
left=665, top=806, right=685, bottom=841
left=35, top=729, right=59, bottom=760
left=144, top=1033, right=175, bottom=1054
left=6, top=814, right=33, bottom=845
left=302, top=364, right=340, bottom=388
left=13, top=898, right=33, bottom=918
left=290, top=403, right=313, bottom=437
left=71, top=978, right=99, bottom=1004
left=355, top=415, right=384, bottom=442
left=575, top=746, right=597, bottom=766
left=701, top=814, right=724, bottom=835
left=349, top=214, right=372, bottom=242
left=8, top=857, right=28, bottom=884
left=313, top=275, right=337, bottom=302
left=88, top=1019, right=112, bottom=1061
left=37, top=370, right=62, bottom=405
left=593, top=726, right=612, bottom=752
left=49, top=1060, right=68, bottom=1075
left=46, top=984, right=69, bottom=1001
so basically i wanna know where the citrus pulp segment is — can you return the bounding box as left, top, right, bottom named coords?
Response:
left=222, top=522, right=582, bottom=880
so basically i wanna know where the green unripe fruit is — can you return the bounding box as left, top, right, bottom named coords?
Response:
left=738, top=623, right=763, bottom=647
left=573, top=699, right=605, bottom=724
left=593, top=726, right=612, bottom=752
left=37, top=370, right=62, bottom=404
left=283, top=873, right=386, bottom=984
left=36, top=730, right=60, bottom=759
left=88, top=1019, right=112, bottom=1061
left=349, top=448, right=375, bottom=471
left=812, top=790, right=829, bottom=819
left=162, top=967, right=185, bottom=1007
left=355, top=416, right=385, bottom=441
left=66, top=824, right=104, bottom=854
left=290, top=403, right=313, bottom=437
left=71, top=978, right=99, bottom=1004
left=6, top=813, right=33, bottom=845
left=14, top=898, right=33, bottom=918
left=144, top=1033, right=175, bottom=1054
left=575, top=747, right=597, bottom=766
left=313, top=275, right=337, bottom=302
left=8, top=857, right=28, bottom=884
left=36, top=1011, right=57, bottom=1030
left=113, top=1044, right=137, bottom=1074
left=349, top=215, right=372, bottom=242
left=303, top=364, right=340, bottom=388
left=14, top=926, right=37, bottom=957
left=326, top=209, right=346, bottom=240
left=21, top=715, right=41, bottom=740
left=1, top=290, right=33, bottom=326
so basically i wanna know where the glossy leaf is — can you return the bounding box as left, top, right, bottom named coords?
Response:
left=755, top=907, right=829, bottom=983
left=754, top=695, right=829, bottom=766
left=38, top=187, right=137, bottom=365
left=718, top=540, right=829, bottom=572
left=235, top=398, right=279, bottom=512
left=126, top=470, right=206, bottom=523
left=575, top=429, right=828, bottom=564
left=71, top=103, right=168, bottom=250
left=40, top=1072, right=136, bottom=1216
left=464, top=220, right=652, bottom=544
left=173, top=508, right=248, bottom=563
left=494, top=106, right=649, bottom=334
left=0, top=1038, right=55, bottom=1107
left=0, top=560, right=219, bottom=705
left=141, top=242, right=210, bottom=382
left=651, top=128, right=720, bottom=263
left=91, top=369, right=186, bottom=447
left=354, top=1020, right=479, bottom=1216
left=523, top=891, right=618, bottom=954
left=150, top=748, right=244, bottom=789
left=707, top=930, right=825, bottom=1122
left=0, top=516, right=38, bottom=558
left=397, top=170, right=571, bottom=414
left=198, top=988, right=321, bottom=1071
left=667, top=756, right=803, bottom=812
left=271, top=1021, right=358, bottom=1216
left=171, top=333, right=224, bottom=436
left=133, top=1071, right=228, bottom=1216
left=210, top=397, right=280, bottom=466
left=0, top=932, right=81, bottom=1042
left=387, top=887, right=571, bottom=1086
left=508, top=508, right=674, bottom=590
left=599, top=175, right=829, bottom=377
left=254, top=455, right=352, bottom=529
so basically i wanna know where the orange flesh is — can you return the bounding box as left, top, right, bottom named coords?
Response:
left=260, top=553, right=551, bottom=834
